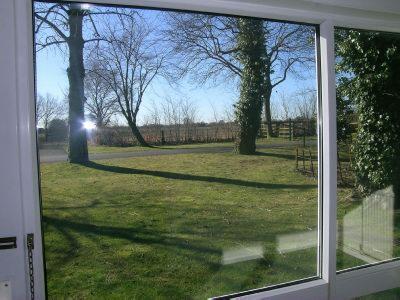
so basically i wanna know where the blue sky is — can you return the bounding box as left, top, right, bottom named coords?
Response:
left=35, top=5, right=317, bottom=125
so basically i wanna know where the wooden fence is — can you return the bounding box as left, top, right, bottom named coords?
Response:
left=90, top=119, right=317, bottom=147
left=260, top=119, right=316, bottom=139
left=94, top=123, right=237, bottom=146
left=295, top=147, right=316, bottom=177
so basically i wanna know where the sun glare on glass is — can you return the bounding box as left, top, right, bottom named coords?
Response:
left=83, top=120, right=96, bottom=131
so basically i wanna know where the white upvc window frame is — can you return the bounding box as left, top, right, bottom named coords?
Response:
left=7, top=0, right=400, bottom=299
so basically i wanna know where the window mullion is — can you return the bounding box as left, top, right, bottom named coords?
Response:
left=319, top=19, right=338, bottom=300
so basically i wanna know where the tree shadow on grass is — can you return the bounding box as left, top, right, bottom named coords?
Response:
left=255, top=151, right=318, bottom=161
left=80, top=161, right=315, bottom=190
left=44, top=199, right=102, bottom=211
left=43, top=199, right=135, bottom=211
left=254, top=151, right=296, bottom=160
left=43, top=215, right=221, bottom=298
left=43, top=215, right=221, bottom=258
left=44, top=220, right=81, bottom=266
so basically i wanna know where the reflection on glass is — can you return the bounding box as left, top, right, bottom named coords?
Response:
left=277, top=229, right=317, bottom=254
left=35, top=1, right=320, bottom=298
left=341, top=187, right=394, bottom=264
left=335, top=28, right=400, bottom=271
left=222, top=243, right=264, bottom=265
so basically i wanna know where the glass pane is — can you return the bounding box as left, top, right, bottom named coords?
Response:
left=34, top=2, right=320, bottom=298
left=335, top=27, right=400, bottom=271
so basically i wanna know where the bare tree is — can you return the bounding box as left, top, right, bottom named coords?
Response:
left=270, top=97, right=280, bottom=121
left=181, top=98, right=198, bottom=142
left=262, top=22, right=314, bottom=136
left=85, top=62, right=118, bottom=128
left=209, top=102, right=222, bottom=140
left=162, top=97, right=182, bottom=143
left=165, top=13, right=240, bottom=85
left=165, top=13, right=315, bottom=138
left=34, top=3, right=135, bottom=162
left=296, top=89, right=317, bottom=120
left=223, top=103, right=235, bottom=123
left=223, top=103, right=236, bottom=140
left=277, top=91, right=295, bottom=121
left=143, top=98, right=163, bottom=141
left=145, top=99, right=162, bottom=127
left=95, top=14, right=164, bottom=147
left=36, top=93, right=64, bottom=141
left=143, top=99, right=163, bottom=143
left=295, top=89, right=317, bottom=134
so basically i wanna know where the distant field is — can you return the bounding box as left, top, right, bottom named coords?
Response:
left=87, top=137, right=314, bottom=154
left=88, top=141, right=235, bottom=154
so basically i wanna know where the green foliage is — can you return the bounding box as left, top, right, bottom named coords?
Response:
left=336, top=29, right=400, bottom=198
left=47, top=118, right=68, bottom=142
left=234, top=18, right=266, bottom=154
left=336, top=77, right=355, bottom=143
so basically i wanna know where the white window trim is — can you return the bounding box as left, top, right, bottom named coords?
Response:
left=237, top=279, right=328, bottom=300
left=10, top=0, right=400, bottom=299
left=319, top=19, right=337, bottom=300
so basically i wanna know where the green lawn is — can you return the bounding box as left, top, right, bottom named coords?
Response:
left=41, top=147, right=321, bottom=299
left=41, top=142, right=380, bottom=299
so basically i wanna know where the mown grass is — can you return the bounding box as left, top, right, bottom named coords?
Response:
left=41, top=147, right=322, bottom=299
left=40, top=140, right=399, bottom=298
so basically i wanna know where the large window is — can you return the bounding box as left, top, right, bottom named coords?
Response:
left=335, top=27, right=400, bottom=272
left=34, top=1, right=321, bottom=298
left=4, top=0, right=395, bottom=299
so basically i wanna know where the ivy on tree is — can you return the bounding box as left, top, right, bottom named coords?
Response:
left=234, top=18, right=266, bottom=154
left=336, top=29, right=400, bottom=206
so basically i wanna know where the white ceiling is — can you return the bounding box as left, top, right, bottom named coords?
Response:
left=227, top=0, right=400, bottom=15
left=71, top=0, right=400, bottom=32
left=215, top=0, right=400, bottom=31
left=303, top=0, right=400, bottom=15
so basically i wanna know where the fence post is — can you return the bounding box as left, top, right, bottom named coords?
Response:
left=161, top=130, right=165, bottom=145
left=337, top=151, right=344, bottom=184
left=309, top=148, right=315, bottom=177
left=296, top=147, right=299, bottom=170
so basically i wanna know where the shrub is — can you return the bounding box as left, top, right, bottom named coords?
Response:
left=47, top=119, right=68, bottom=142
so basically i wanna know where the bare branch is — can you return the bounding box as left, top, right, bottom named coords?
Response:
left=91, top=12, right=164, bottom=145
left=36, top=38, right=67, bottom=52
left=35, top=12, right=68, bottom=41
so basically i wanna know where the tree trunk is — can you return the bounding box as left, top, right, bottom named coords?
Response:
left=44, top=119, right=48, bottom=143
left=129, top=121, right=150, bottom=147
left=234, top=18, right=265, bottom=155
left=67, top=9, right=88, bottom=163
left=263, top=86, right=274, bottom=138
